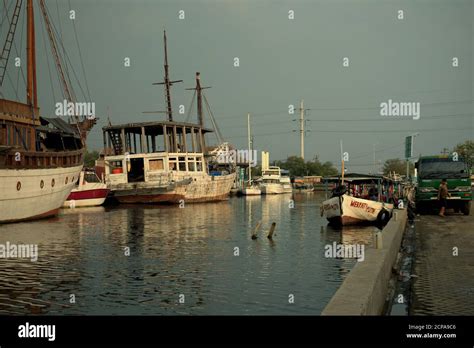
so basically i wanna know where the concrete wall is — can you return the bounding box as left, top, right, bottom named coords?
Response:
left=322, top=209, right=407, bottom=315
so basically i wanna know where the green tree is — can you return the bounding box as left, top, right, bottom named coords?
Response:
left=84, top=150, right=99, bottom=168
left=453, top=140, right=473, bottom=169
left=273, top=155, right=338, bottom=177
left=383, top=158, right=413, bottom=176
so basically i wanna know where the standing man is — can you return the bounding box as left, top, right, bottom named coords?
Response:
left=438, top=179, right=450, bottom=217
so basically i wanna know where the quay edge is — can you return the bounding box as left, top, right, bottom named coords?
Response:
left=322, top=209, right=407, bottom=315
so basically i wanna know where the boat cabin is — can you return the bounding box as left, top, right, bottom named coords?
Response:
left=0, top=99, right=84, bottom=169
left=102, top=121, right=214, bottom=184
left=322, top=173, right=402, bottom=203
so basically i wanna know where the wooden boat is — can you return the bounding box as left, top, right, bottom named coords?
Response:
left=0, top=1, right=95, bottom=223
left=63, top=170, right=109, bottom=208
left=321, top=174, right=395, bottom=226
left=102, top=31, right=235, bottom=204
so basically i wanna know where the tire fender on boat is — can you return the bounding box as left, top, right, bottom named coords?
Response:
left=376, top=208, right=390, bottom=225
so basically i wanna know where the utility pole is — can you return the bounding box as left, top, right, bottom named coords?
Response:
left=300, top=99, right=305, bottom=160
left=295, top=99, right=310, bottom=160
left=373, top=144, right=376, bottom=174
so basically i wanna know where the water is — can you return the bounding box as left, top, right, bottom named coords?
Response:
left=0, top=192, right=379, bottom=315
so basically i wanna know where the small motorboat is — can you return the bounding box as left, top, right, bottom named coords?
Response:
left=321, top=193, right=393, bottom=226
left=320, top=174, right=398, bottom=226
left=241, top=184, right=262, bottom=196
left=63, top=170, right=109, bottom=208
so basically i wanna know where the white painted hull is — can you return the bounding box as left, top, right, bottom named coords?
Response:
left=242, top=187, right=261, bottom=195
left=111, top=172, right=236, bottom=203
left=260, top=183, right=293, bottom=194
left=64, top=197, right=107, bottom=208
left=0, top=165, right=83, bottom=223
left=321, top=194, right=393, bottom=225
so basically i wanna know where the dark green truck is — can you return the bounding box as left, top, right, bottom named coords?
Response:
left=415, top=155, right=472, bottom=215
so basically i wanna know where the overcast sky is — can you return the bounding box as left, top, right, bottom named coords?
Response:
left=2, top=0, right=473, bottom=172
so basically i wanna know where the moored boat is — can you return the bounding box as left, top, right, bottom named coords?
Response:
left=259, top=166, right=292, bottom=194
left=0, top=1, right=95, bottom=223
left=63, top=170, right=109, bottom=208
left=242, top=185, right=261, bottom=196
left=102, top=31, right=235, bottom=204
left=320, top=174, right=396, bottom=226
left=321, top=193, right=393, bottom=226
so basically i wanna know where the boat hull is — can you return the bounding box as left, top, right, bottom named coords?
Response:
left=63, top=184, right=109, bottom=208
left=0, top=165, right=83, bottom=223
left=111, top=173, right=236, bottom=204
left=321, top=194, right=393, bottom=226
left=242, top=187, right=262, bottom=195
left=260, top=183, right=293, bottom=194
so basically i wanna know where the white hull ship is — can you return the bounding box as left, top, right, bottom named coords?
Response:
left=102, top=31, right=235, bottom=204
left=259, top=166, right=292, bottom=194
left=0, top=1, right=94, bottom=223
left=63, top=170, right=109, bottom=208
left=1, top=165, right=83, bottom=222
left=320, top=174, right=397, bottom=226
left=242, top=185, right=262, bottom=196
left=105, top=152, right=235, bottom=204
left=321, top=194, right=393, bottom=226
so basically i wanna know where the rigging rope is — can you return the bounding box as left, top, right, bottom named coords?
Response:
left=0, top=0, right=14, bottom=28
left=55, top=0, right=72, bottom=91
left=203, top=93, right=224, bottom=143
left=6, top=70, right=19, bottom=100
left=39, top=6, right=57, bottom=102
left=185, top=89, right=196, bottom=123
left=15, top=2, right=26, bottom=94
left=69, top=0, right=91, bottom=103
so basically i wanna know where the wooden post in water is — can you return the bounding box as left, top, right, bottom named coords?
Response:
left=267, top=222, right=276, bottom=239
left=251, top=221, right=262, bottom=240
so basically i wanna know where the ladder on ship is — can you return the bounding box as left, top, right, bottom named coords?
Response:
left=109, top=131, right=123, bottom=155
left=0, top=0, right=23, bottom=86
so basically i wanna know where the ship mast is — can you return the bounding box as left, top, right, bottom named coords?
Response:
left=153, top=30, right=182, bottom=122
left=26, top=0, right=37, bottom=108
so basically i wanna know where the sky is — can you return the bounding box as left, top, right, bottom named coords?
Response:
left=1, top=0, right=473, bottom=173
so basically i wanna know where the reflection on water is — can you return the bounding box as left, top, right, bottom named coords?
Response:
left=0, top=192, right=377, bottom=315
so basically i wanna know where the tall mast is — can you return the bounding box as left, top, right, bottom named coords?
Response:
left=186, top=72, right=211, bottom=127
left=163, top=30, right=172, bottom=120
left=196, top=72, right=203, bottom=126
left=152, top=30, right=182, bottom=122
left=248, top=113, right=251, bottom=183
left=26, top=0, right=37, bottom=107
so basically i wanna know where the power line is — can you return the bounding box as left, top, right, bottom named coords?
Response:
left=225, top=126, right=470, bottom=139
left=214, top=100, right=474, bottom=121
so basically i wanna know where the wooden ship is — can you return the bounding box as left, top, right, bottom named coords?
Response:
left=0, top=1, right=95, bottom=222
left=102, top=31, right=235, bottom=204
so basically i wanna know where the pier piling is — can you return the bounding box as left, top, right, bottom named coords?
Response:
left=251, top=221, right=261, bottom=240
left=267, top=222, right=276, bottom=239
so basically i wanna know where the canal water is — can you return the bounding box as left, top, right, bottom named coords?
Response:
left=0, top=193, right=379, bottom=315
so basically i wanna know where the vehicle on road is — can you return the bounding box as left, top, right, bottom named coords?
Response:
left=415, top=155, right=472, bottom=215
